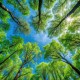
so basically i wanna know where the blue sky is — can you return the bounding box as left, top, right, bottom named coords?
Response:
left=5, top=0, right=53, bottom=68
left=2, top=0, right=74, bottom=75
left=6, top=1, right=52, bottom=50
left=5, top=0, right=73, bottom=64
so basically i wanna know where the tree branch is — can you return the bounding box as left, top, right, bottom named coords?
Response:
left=18, top=72, right=30, bottom=78
left=0, top=2, right=24, bottom=27
left=38, top=0, right=43, bottom=23
left=16, top=0, right=24, bottom=9
left=51, top=0, right=80, bottom=34
left=0, top=42, right=19, bottom=54
left=0, top=50, right=19, bottom=65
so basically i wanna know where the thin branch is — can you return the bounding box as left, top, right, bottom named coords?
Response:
left=51, top=0, right=80, bottom=34
left=14, top=54, right=35, bottom=80
left=38, top=0, right=43, bottom=23
left=58, top=0, right=66, bottom=8
left=4, top=66, right=15, bottom=80
left=0, top=42, right=19, bottom=54
left=0, top=2, right=24, bottom=27
left=0, top=50, right=19, bottom=65
left=16, top=0, right=24, bottom=9
left=18, top=72, right=30, bottom=78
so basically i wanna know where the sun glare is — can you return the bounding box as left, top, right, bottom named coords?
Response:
left=66, top=17, right=73, bottom=23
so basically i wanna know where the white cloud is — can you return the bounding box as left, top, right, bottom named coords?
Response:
left=33, top=32, right=52, bottom=45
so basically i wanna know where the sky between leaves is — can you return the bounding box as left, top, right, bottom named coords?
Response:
left=6, top=0, right=53, bottom=51
left=6, top=0, right=74, bottom=64
left=1, top=0, right=80, bottom=79
left=1, top=0, right=79, bottom=75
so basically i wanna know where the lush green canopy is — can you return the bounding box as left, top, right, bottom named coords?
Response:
left=0, top=0, right=80, bottom=80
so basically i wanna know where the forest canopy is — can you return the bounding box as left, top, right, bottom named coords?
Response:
left=0, top=0, right=80, bottom=80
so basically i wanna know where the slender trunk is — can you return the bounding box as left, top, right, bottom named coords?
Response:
left=43, top=76, right=46, bottom=80
left=16, top=0, right=24, bottom=9
left=0, top=50, right=18, bottom=65
left=0, top=42, right=18, bottom=54
left=57, top=69, right=61, bottom=80
left=63, top=57, right=80, bottom=76
left=13, top=61, right=26, bottom=80
left=18, top=72, right=30, bottom=79
left=38, top=0, right=43, bottom=22
left=58, top=51, right=80, bottom=76
left=65, top=0, right=80, bottom=18
left=4, top=66, right=15, bottom=80
left=13, top=54, right=34, bottom=80
left=0, top=51, right=3, bottom=54
left=0, top=2, right=23, bottom=26
left=42, top=70, right=46, bottom=80
left=68, top=62, right=80, bottom=76
left=13, top=63, right=23, bottom=80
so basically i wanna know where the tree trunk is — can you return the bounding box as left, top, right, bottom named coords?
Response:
left=63, top=57, right=80, bottom=76
left=13, top=61, right=26, bottom=80
left=0, top=42, right=18, bottom=54
left=0, top=2, right=23, bottom=26
left=0, top=50, right=18, bottom=65
left=4, top=66, right=15, bottom=80
left=68, top=62, right=80, bottom=76
left=38, top=0, right=43, bottom=22
left=16, top=0, right=24, bottom=9
left=53, top=0, right=80, bottom=33
left=13, top=63, right=24, bottom=80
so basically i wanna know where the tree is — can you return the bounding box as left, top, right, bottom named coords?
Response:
left=0, top=34, right=41, bottom=80
left=13, top=42, right=41, bottom=80
left=35, top=62, right=48, bottom=80
left=59, top=33, right=80, bottom=50
left=48, top=0, right=80, bottom=37
left=29, top=0, right=54, bottom=32
left=44, top=40, right=80, bottom=76
left=0, top=36, right=23, bottom=65
left=0, top=0, right=30, bottom=34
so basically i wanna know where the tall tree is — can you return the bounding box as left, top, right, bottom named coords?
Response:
left=13, top=42, right=41, bottom=80
left=44, top=40, right=80, bottom=76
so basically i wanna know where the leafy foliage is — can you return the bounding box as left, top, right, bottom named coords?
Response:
left=59, top=33, right=80, bottom=50
left=0, top=0, right=80, bottom=80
